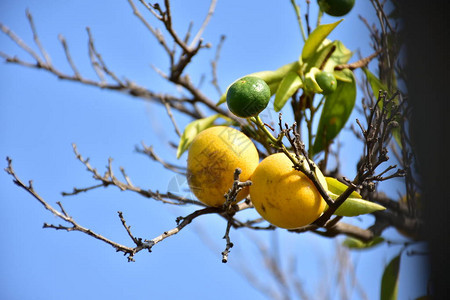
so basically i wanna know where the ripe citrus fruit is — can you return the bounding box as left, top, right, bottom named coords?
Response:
left=226, top=76, right=271, bottom=118
left=249, top=153, right=326, bottom=229
left=315, top=71, right=337, bottom=95
left=317, top=0, right=355, bottom=17
left=187, top=126, right=259, bottom=207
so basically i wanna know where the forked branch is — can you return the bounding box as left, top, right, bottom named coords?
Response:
left=4, top=156, right=255, bottom=261
left=0, top=5, right=238, bottom=122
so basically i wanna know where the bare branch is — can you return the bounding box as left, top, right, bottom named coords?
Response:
left=189, top=0, right=218, bottom=49
left=223, top=168, right=252, bottom=209
left=148, top=196, right=259, bottom=257
left=211, top=35, right=226, bottom=96
left=26, top=9, right=51, bottom=65
left=135, top=141, right=187, bottom=175
left=86, top=27, right=124, bottom=86
left=67, top=143, right=203, bottom=206
left=314, top=92, right=405, bottom=226
left=0, top=22, right=43, bottom=65
left=5, top=157, right=141, bottom=261
left=5, top=156, right=264, bottom=261
left=221, top=220, right=234, bottom=263
left=128, top=0, right=171, bottom=54
left=334, top=50, right=381, bottom=71
left=313, top=222, right=374, bottom=242
left=61, top=183, right=105, bottom=196
left=118, top=211, right=140, bottom=245
left=58, top=34, right=81, bottom=79
left=2, top=8, right=240, bottom=126
left=138, top=0, right=163, bottom=20
left=161, top=95, right=182, bottom=137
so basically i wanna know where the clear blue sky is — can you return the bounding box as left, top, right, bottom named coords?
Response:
left=0, top=1, right=428, bottom=299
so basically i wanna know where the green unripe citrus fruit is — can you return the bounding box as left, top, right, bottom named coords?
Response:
left=317, top=0, right=355, bottom=17
left=315, top=71, right=337, bottom=95
left=226, top=76, right=271, bottom=118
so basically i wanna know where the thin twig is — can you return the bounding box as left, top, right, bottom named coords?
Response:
left=147, top=206, right=222, bottom=250
left=221, top=220, right=234, bottom=263
left=118, top=211, right=140, bottom=245
left=68, top=143, right=202, bottom=206
left=0, top=22, right=43, bottom=65
left=211, top=35, right=225, bottom=96
left=128, top=0, right=171, bottom=54
left=86, top=27, right=124, bottom=85
left=26, top=9, right=51, bottom=65
left=135, top=142, right=186, bottom=175
left=58, top=34, right=81, bottom=79
left=161, top=96, right=182, bottom=137
left=189, top=0, right=217, bottom=49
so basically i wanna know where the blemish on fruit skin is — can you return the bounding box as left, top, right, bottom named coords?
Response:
left=267, top=198, right=280, bottom=210
left=261, top=203, right=266, bottom=212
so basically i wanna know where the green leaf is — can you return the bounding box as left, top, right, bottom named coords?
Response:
left=325, top=176, right=386, bottom=217
left=176, top=114, right=220, bottom=159
left=328, top=191, right=386, bottom=217
left=268, top=81, right=281, bottom=95
left=343, top=236, right=385, bottom=250
left=312, top=69, right=356, bottom=154
left=333, top=69, right=353, bottom=82
left=381, top=254, right=401, bottom=300
left=274, top=71, right=303, bottom=112
left=303, top=39, right=334, bottom=72
left=362, top=67, right=388, bottom=100
left=303, top=67, right=323, bottom=93
left=301, top=19, right=343, bottom=62
left=325, top=177, right=362, bottom=198
left=271, top=61, right=301, bottom=80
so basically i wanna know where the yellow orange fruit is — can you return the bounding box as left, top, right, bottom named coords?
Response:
left=187, top=126, right=259, bottom=207
left=250, top=153, right=326, bottom=229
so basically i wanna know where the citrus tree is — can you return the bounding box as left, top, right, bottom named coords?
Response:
left=1, top=0, right=428, bottom=299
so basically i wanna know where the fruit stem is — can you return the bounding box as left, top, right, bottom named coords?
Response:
left=251, top=116, right=279, bottom=144
left=252, top=116, right=298, bottom=157
left=317, top=9, right=323, bottom=27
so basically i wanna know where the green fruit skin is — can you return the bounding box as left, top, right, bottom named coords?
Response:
left=226, top=76, right=271, bottom=118
left=315, top=71, right=337, bottom=95
left=317, top=0, right=355, bottom=17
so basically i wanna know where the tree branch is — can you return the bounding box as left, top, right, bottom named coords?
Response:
left=334, top=50, right=381, bottom=71
left=5, top=157, right=143, bottom=261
